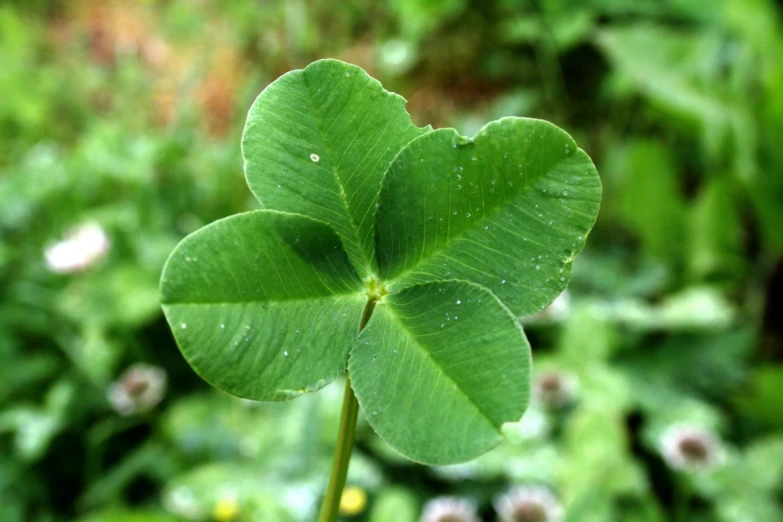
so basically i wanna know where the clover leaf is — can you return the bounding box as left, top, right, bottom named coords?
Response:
left=161, top=59, right=600, bottom=471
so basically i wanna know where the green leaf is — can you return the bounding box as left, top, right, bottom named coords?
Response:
left=350, top=281, right=530, bottom=464
left=369, top=487, right=418, bottom=522
left=612, top=140, right=687, bottom=263
left=734, top=365, right=783, bottom=429
left=242, top=59, right=429, bottom=280
left=160, top=210, right=366, bottom=401
left=76, top=509, right=178, bottom=522
left=376, top=118, right=601, bottom=316
left=688, top=177, right=744, bottom=280
left=597, top=26, right=734, bottom=154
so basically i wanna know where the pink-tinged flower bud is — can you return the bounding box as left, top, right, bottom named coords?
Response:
left=532, top=370, right=578, bottom=410
left=108, top=363, right=167, bottom=415
left=659, top=424, right=723, bottom=472
left=420, top=496, right=480, bottom=522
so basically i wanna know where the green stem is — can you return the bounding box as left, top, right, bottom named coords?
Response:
left=318, top=374, right=360, bottom=522
left=317, top=297, right=377, bottom=522
left=674, top=474, right=691, bottom=522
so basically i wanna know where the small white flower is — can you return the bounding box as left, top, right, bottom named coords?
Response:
left=108, top=363, right=167, bottom=416
left=532, top=370, right=578, bottom=410
left=420, top=496, right=480, bottom=522
left=495, top=485, right=564, bottom=522
left=659, top=424, right=722, bottom=472
left=44, top=222, right=110, bottom=273
left=163, top=485, right=202, bottom=520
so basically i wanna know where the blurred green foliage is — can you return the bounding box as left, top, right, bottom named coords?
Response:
left=0, top=0, right=782, bottom=521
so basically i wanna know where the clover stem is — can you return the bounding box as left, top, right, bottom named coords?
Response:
left=318, top=374, right=360, bottom=522
left=674, top=474, right=691, bottom=522
left=317, top=297, right=377, bottom=522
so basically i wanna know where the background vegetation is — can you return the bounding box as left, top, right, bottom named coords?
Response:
left=1, top=0, right=782, bottom=521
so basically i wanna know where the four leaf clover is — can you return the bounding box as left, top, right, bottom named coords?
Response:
left=160, top=59, right=601, bottom=465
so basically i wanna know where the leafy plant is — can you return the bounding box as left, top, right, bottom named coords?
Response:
left=160, top=59, right=600, bottom=520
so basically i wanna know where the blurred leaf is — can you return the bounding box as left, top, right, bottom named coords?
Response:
left=162, top=463, right=308, bottom=522
left=548, top=9, right=594, bottom=50
left=0, top=407, right=61, bottom=461
left=715, top=494, right=783, bottom=522
left=388, top=0, right=467, bottom=38
left=565, top=489, right=615, bottom=522
left=617, top=497, right=665, bottom=522
left=0, top=379, right=74, bottom=461
left=77, top=509, right=180, bottom=522
left=0, top=343, right=61, bottom=403
left=558, top=303, right=616, bottom=363
left=58, top=327, right=122, bottom=386
left=597, top=25, right=740, bottom=159
left=733, top=365, right=783, bottom=429
left=624, top=328, right=752, bottom=401
left=656, top=287, right=735, bottom=330
left=688, top=177, right=745, bottom=281
left=612, top=141, right=687, bottom=264
left=369, top=487, right=418, bottom=522
left=57, top=265, right=161, bottom=329
left=434, top=436, right=560, bottom=484
left=561, top=409, right=646, bottom=497
left=725, top=436, right=783, bottom=493
left=608, top=287, right=735, bottom=331
left=79, top=443, right=176, bottom=510
left=746, top=173, right=783, bottom=252
left=162, top=388, right=341, bottom=473
left=570, top=251, right=670, bottom=298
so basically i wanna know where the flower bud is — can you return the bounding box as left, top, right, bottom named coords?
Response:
left=108, top=363, right=167, bottom=415
left=495, top=485, right=564, bottom=522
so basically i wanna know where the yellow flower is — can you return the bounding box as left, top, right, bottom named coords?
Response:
left=212, top=495, right=240, bottom=521
left=339, top=485, right=367, bottom=516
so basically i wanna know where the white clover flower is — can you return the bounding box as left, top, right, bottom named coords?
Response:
left=108, top=363, right=167, bottom=416
left=659, top=424, right=723, bottom=472
left=420, top=496, right=480, bottom=522
left=532, top=370, right=578, bottom=410
left=495, top=485, right=564, bottom=522
left=44, top=222, right=110, bottom=274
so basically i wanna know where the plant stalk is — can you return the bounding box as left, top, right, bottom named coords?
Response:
left=317, top=374, right=360, bottom=522
left=317, top=297, right=377, bottom=522
left=674, top=473, right=691, bottom=522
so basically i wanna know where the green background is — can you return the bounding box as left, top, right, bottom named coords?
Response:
left=1, top=0, right=782, bottom=521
